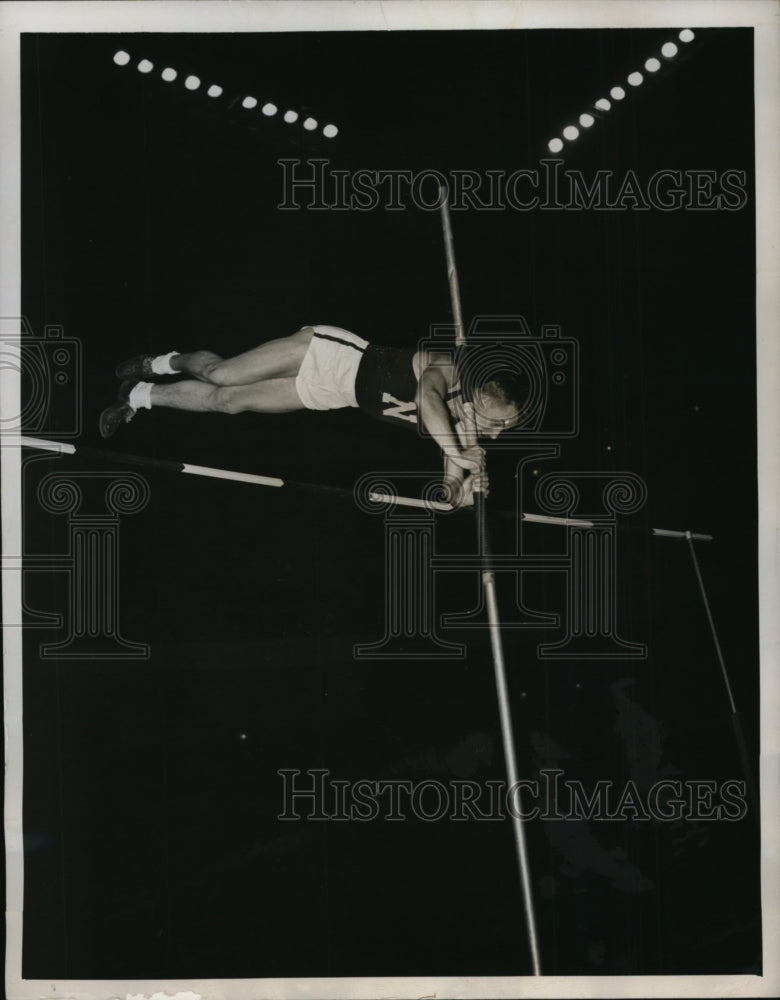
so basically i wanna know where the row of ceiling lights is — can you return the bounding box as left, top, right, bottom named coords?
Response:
left=547, top=29, right=695, bottom=153
left=112, top=50, right=339, bottom=138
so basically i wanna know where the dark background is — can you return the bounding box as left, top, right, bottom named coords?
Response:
left=20, top=28, right=759, bottom=978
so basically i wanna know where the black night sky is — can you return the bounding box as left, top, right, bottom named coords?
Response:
left=19, top=28, right=759, bottom=979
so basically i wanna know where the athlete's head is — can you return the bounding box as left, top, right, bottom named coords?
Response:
left=471, top=369, right=531, bottom=439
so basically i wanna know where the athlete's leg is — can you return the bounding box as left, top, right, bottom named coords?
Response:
left=148, top=377, right=305, bottom=413
left=169, top=350, right=224, bottom=383
left=171, top=327, right=314, bottom=386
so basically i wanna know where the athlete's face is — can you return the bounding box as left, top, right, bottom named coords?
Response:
left=472, top=391, right=521, bottom=439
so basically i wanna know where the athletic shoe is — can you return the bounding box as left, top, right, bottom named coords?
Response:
left=99, top=380, right=137, bottom=439
left=115, top=354, right=157, bottom=379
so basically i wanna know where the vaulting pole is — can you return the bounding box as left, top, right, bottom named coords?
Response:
left=438, top=187, right=543, bottom=975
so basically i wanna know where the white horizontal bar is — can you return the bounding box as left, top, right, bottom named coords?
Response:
left=19, top=436, right=76, bottom=454
left=522, top=512, right=594, bottom=528
left=369, top=491, right=454, bottom=512
left=182, top=463, right=285, bottom=488
left=653, top=527, right=713, bottom=541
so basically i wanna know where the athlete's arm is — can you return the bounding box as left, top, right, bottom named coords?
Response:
left=416, top=363, right=484, bottom=472
left=443, top=453, right=467, bottom=506
left=417, top=363, right=487, bottom=508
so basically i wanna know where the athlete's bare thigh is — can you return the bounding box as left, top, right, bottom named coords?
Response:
left=217, top=377, right=306, bottom=414
left=211, top=327, right=314, bottom=386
